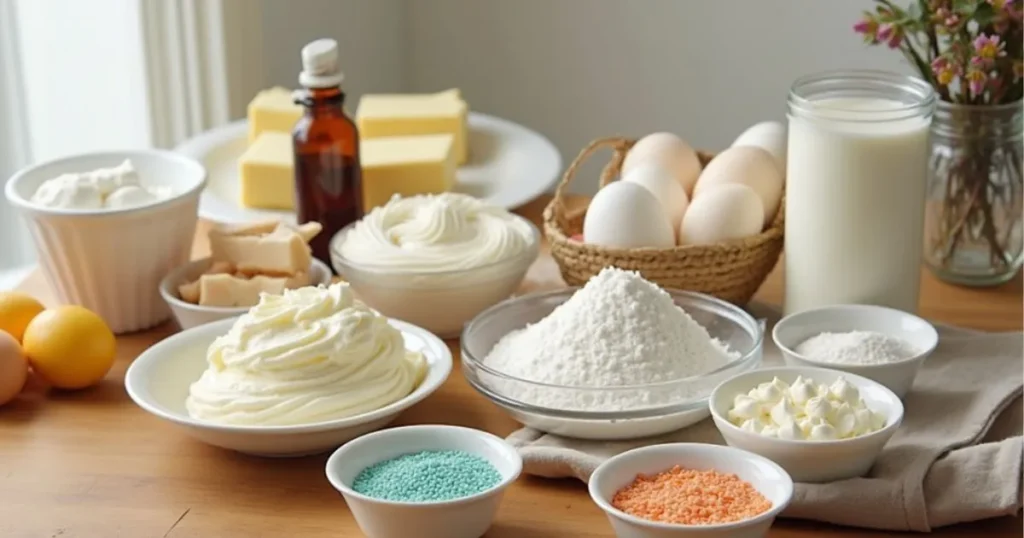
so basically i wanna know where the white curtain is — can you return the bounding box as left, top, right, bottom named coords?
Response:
left=0, top=0, right=262, bottom=290
left=0, top=0, right=34, bottom=289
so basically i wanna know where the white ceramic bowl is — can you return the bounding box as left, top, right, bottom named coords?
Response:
left=773, top=304, right=938, bottom=399
left=159, top=257, right=333, bottom=330
left=329, top=218, right=540, bottom=338
left=124, top=317, right=452, bottom=457
left=326, top=425, right=522, bottom=538
left=709, top=367, right=904, bottom=483
left=4, top=150, right=206, bottom=333
left=589, top=443, right=793, bottom=538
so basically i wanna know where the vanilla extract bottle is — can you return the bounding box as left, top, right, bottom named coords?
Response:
left=292, top=38, right=362, bottom=271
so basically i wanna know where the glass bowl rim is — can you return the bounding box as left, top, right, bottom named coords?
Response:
left=461, top=364, right=735, bottom=421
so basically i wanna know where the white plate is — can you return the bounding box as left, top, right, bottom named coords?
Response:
left=124, top=316, right=453, bottom=457
left=175, top=113, right=562, bottom=224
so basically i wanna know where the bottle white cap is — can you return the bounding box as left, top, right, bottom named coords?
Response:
left=299, top=38, right=344, bottom=88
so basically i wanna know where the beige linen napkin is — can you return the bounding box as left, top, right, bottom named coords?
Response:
left=507, top=306, right=1024, bottom=532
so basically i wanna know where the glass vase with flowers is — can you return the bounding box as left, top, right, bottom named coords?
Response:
left=855, top=0, right=1023, bottom=285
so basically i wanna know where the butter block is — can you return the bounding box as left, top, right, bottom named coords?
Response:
left=239, top=132, right=295, bottom=210
left=195, top=272, right=312, bottom=307
left=361, top=134, right=456, bottom=212
left=178, top=262, right=235, bottom=304
left=247, top=87, right=304, bottom=142
left=209, top=221, right=322, bottom=276
left=356, top=89, right=469, bottom=165
left=216, top=221, right=321, bottom=243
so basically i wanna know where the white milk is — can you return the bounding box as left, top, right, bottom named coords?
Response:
left=785, top=95, right=932, bottom=315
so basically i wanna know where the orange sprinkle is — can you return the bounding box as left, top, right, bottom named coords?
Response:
left=611, top=465, right=772, bottom=525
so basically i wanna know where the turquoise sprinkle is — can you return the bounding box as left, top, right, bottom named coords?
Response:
left=352, top=450, right=503, bottom=502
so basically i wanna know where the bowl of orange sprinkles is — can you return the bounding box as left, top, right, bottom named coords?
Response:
left=588, top=443, right=793, bottom=537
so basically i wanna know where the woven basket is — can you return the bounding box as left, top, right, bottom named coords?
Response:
left=543, top=137, right=784, bottom=305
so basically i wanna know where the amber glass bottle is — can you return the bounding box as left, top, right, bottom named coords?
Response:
left=292, top=39, right=362, bottom=270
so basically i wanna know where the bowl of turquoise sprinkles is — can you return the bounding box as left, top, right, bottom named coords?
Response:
left=325, top=425, right=523, bottom=538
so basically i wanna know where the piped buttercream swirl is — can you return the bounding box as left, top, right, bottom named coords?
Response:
left=336, top=193, right=535, bottom=272
left=186, top=283, right=426, bottom=426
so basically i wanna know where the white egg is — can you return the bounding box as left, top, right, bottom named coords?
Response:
left=621, top=162, right=689, bottom=234
left=679, top=183, right=764, bottom=246
left=732, top=121, right=787, bottom=175
left=621, top=132, right=702, bottom=195
left=0, top=331, right=27, bottom=407
left=692, top=146, right=783, bottom=227
left=583, top=181, right=675, bottom=249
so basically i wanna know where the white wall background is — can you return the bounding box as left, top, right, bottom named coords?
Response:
left=263, top=0, right=910, bottom=194
left=2, top=0, right=911, bottom=288
left=261, top=0, right=408, bottom=104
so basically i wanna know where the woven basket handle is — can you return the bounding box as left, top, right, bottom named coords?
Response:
left=551, top=137, right=633, bottom=213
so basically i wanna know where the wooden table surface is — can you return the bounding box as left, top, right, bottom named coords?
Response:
left=2, top=195, right=1021, bottom=538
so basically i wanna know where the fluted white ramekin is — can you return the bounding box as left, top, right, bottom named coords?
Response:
left=5, top=150, right=206, bottom=333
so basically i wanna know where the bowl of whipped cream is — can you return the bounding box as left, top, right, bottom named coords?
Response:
left=4, top=150, right=206, bottom=333
left=329, top=193, right=539, bottom=338
left=125, top=282, right=452, bottom=457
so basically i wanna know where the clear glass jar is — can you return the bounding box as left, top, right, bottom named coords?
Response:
left=924, top=100, right=1023, bottom=286
left=785, top=71, right=936, bottom=315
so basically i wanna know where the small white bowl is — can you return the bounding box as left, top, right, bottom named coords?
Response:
left=325, top=425, right=522, bottom=538
left=5, top=150, right=206, bottom=333
left=329, top=218, right=540, bottom=338
left=709, top=367, right=904, bottom=483
left=125, top=317, right=452, bottom=457
left=772, top=304, right=938, bottom=399
left=588, top=443, right=793, bottom=538
left=159, top=257, right=333, bottom=330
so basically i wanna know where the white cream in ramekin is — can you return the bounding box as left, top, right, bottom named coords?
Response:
left=330, top=193, right=539, bottom=338
left=5, top=150, right=206, bottom=333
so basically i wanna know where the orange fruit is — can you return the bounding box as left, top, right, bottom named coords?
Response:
left=22, top=305, right=116, bottom=390
left=0, top=292, right=45, bottom=342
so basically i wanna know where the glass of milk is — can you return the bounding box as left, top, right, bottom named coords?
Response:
left=785, top=71, right=936, bottom=315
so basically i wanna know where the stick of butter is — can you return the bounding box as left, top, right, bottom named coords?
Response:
left=356, top=88, right=469, bottom=165
left=193, top=272, right=312, bottom=307
left=247, top=87, right=303, bottom=143
left=208, top=221, right=322, bottom=276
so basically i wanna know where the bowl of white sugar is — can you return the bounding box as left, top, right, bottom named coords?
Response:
left=461, top=267, right=764, bottom=441
left=772, top=304, right=938, bottom=399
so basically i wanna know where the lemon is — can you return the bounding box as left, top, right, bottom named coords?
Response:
left=0, top=292, right=45, bottom=342
left=23, top=305, right=116, bottom=390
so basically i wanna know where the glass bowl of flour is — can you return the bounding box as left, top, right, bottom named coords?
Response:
left=461, top=269, right=764, bottom=441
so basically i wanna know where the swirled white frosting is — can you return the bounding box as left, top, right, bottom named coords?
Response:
left=336, top=193, right=535, bottom=272
left=185, top=283, right=426, bottom=426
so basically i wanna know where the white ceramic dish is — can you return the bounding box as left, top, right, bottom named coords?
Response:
left=325, top=425, right=522, bottom=538
left=329, top=218, right=540, bottom=339
left=159, top=257, right=333, bottom=330
left=589, top=443, right=793, bottom=538
left=773, top=304, right=938, bottom=399
left=709, top=366, right=904, bottom=483
left=462, top=288, right=764, bottom=440
left=125, top=317, right=452, bottom=457
left=175, top=113, right=562, bottom=224
left=4, top=150, right=206, bottom=333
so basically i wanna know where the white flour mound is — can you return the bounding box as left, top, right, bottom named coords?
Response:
left=483, top=267, right=739, bottom=411
left=795, top=330, right=918, bottom=365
